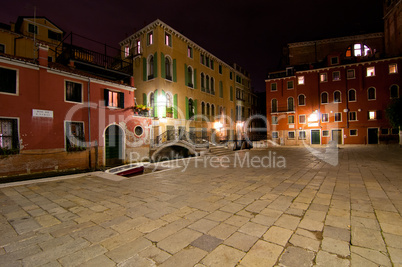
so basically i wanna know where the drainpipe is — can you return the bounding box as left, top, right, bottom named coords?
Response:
left=87, top=78, right=92, bottom=169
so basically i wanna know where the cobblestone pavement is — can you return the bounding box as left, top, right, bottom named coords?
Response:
left=1, top=146, right=402, bottom=267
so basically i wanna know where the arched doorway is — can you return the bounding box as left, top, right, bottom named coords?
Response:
left=105, top=125, right=124, bottom=166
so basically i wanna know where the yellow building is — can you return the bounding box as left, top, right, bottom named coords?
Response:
left=119, top=20, right=253, bottom=145
left=0, top=16, right=63, bottom=61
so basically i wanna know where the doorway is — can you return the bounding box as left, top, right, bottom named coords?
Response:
left=311, top=130, right=320, bottom=145
left=331, top=129, right=343, bottom=145
left=105, top=125, right=124, bottom=166
left=368, top=128, right=379, bottom=144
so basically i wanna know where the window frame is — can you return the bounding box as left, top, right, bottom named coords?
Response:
left=389, top=63, right=398, bottom=74
left=271, top=115, right=278, bottom=125
left=64, top=80, right=83, bottom=104
left=65, top=121, right=85, bottom=151
left=350, top=129, right=358, bottom=136
left=334, top=90, right=342, bottom=103
left=299, top=114, right=306, bottom=124
left=271, top=99, right=278, bottom=113
left=288, top=131, right=295, bottom=139
left=348, top=89, right=356, bottom=102
left=321, top=92, right=329, bottom=104
left=322, top=130, right=329, bottom=137
left=287, top=80, right=294, bottom=90
left=288, top=115, right=295, bottom=124
left=321, top=113, right=329, bottom=123
left=366, top=66, right=375, bottom=77
left=271, top=82, right=277, bottom=92
left=147, top=31, right=153, bottom=46
left=0, top=66, right=18, bottom=96
left=334, top=112, right=342, bottom=122
left=272, top=131, right=279, bottom=139
left=349, top=111, right=357, bottom=121
left=0, top=117, right=19, bottom=153
left=347, top=69, right=355, bottom=79
left=368, top=87, right=376, bottom=101
left=187, top=46, right=193, bottom=59
left=298, top=130, right=306, bottom=140
left=390, top=85, right=399, bottom=99
left=332, top=71, right=341, bottom=81
left=320, top=73, right=327, bottom=82
left=165, top=32, right=172, bottom=47
left=298, top=76, right=304, bottom=85
left=298, top=94, right=306, bottom=106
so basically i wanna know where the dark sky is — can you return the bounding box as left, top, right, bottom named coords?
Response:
left=2, top=0, right=384, bottom=92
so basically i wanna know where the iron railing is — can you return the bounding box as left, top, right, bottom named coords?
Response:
left=152, top=130, right=209, bottom=148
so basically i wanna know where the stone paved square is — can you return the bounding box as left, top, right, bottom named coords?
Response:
left=0, top=146, right=402, bottom=266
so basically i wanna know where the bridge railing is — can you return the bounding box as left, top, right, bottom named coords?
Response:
left=151, top=130, right=209, bottom=148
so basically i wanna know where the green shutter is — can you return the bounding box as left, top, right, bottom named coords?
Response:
left=153, top=52, right=158, bottom=78
left=194, top=99, right=197, bottom=116
left=161, top=90, right=166, bottom=118
left=143, top=58, right=147, bottom=81
left=193, top=68, right=197, bottom=89
left=143, top=93, right=147, bottom=106
left=185, top=97, right=189, bottom=120
left=184, top=64, right=188, bottom=86
left=161, top=52, right=165, bottom=79
left=173, top=94, right=178, bottom=119
left=119, top=92, right=125, bottom=108
left=154, top=89, right=158, bottom=117
left=173, top=59, right=177, bottom=82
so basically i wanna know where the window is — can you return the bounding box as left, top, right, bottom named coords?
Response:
left=187, top=46, right=193, bottom=58
left=28, top=23, right=37, bottom=34
left=287, top=97, right=294, bottom=111
left=298, top=94, right=305, bottom=106
left=272, top=116, right=278, bottom=125
left=65, top=121, right=85, bottom=151
left=48, top=30, right=62, bottom=41
left=298, top=76, right=304, bottom=85
left=321, top=92, right=328, bottom=104
left=367, top=66, right=375, bottom=77
left=165, top=32, right=172, bottom=47
left=389, top=63, right=398, bottom=74
left=219, top=65, right=222, bottom=74
left=230, top=72, right=233, bottom=80
left=334, top=112, right=342, bottom=122
left=135, top=39, right=141, bottom=55
left=166, top=93, right=173, bottom=108
left=322, top=130, right=329, bottom=137
left=0, top=67, right=17, bottom=94
left=330, top=56, right=339, bottom=65
left=0, top=118, right=19, bottom=153
left=211, top=60, right=214, bottom=70
left=288, top=115, right=295, bottom=124
left=349, top=111, right=357, bottom=121
left=147, top=31, right=153, bottom=45
left=201, top=102, right=205, bottom=115
left=65, top=81, right=82, bottom=103
left=211, top=104, right=215, bottom=117
left=201, top=73, right=205, bottom=91
left=0, top=44, right=4, bottom=53
left=124, top=46, right=130, bottom=57
left=148, top=55, right=154, bottom=80
left=271, top=99, right=278, bottom=112
left=346, top=43, right=371, bottom=57
left=334, top=91, right=341, bottom=103
left=288, top=131, right=295, bottom=139
left=272, top=131, right=279, bottom=139
left=206, top=75, right=210, bottom=93
left=368, top=111, right=377, bottom=120
left=187, top=67, right=193, bottom=88
left=299, top=115, right=306, bottom=124
left=348, top=89, right=356, bottom=102
left=135, top=126, right=144, bottom=137
left=271, top=83, right=277, bottom=91
left=188, top=99, right=195, bottom=119
left=104, top=89, right=124, bottom=108
left=219, top=81, right=223, bottom=98
left=368, top=87, right=376, bottom=100
left=287, top=80, right=294, bottom=89
left=200, top=54, right=205, bottom=65
left=299, top=131, right=306, bottom=140
left=332, top=71, right=340, bottom=81
left=390, top=85, right=399, bottom=98
left=391, top=128, right=399, bottom=135
left=320, top=73, right=327, bottom=82
left=322, top=113, right=329, bottom=123
left=165, top=57, right=172, bottom=81
left=347, top=69, right=355, bottom=79
left=381, top=128, right=389, bottom=135
left=230, top=86, right=233, bottom=101
left=350, top=129, right=358, bottom=136
left=206, top=103, right=210, bottom=116
left=211, top=77, right=215, bottom=95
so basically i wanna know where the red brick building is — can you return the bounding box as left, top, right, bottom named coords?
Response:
left=265, top=1, right=401, bottom=146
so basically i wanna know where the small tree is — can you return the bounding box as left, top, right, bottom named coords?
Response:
left=386, top=98, right=402, bottom=145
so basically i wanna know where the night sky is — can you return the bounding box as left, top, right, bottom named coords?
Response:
left=2, top=0, right=384, bottom=92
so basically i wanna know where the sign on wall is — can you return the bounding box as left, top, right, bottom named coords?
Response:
left=32, top=109, right=54, bottom=118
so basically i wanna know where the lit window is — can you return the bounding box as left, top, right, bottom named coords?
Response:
left=107, top=90, right=124, bottom=108
left=299, top=115, right=306, bottom=124
left=298, top=76, right=304, bottom=85
left=298, top=94, right=305, bottom=106
left=124, top=46, right=130, bottom=57
left=287, top=80, right=294, bottom=89
left=368, top=111, right=376, bottom=120
left=334, top=112, right=342, bottom=122
left=322, top=130, right=329, bottom=137
left=272, top=131, right=279, bottom=139
left=390, top=85, right=399, bottom=98
left=288, top=115, right=295, bottom=124
left=354, top=44, right=362, bottom=56
left=346, top=43, right=372, bottom=57
left=321, top=92, right=328, bottom=104
left=288, top=131, right=295, bottom=139
left=147, top=32, right=153, bottom=45
left=299, top=131, right=306, bottom=140
left=322, top=113, right=329, bottom=123
left=350, top=129, right=357, bottom=136
left=271, top=83, right=277, bottom=91
left=349, top=111, right=357, bottom=121
left=187, top=46, right=193, bottom=58
left=334, top=91, right=341, bottom=103
left=368, top=87, right=376, bottom=100
left=389, top=63, right=398, bottom=74
left=348, top=89, right=356, bottom=102
left=320, top=73, right=327, bottom=82
left=135, top=40, right=141, bottom=54
left=165, top=33, right=172, bottom=47
left=367, top=66, right=375, bottom=77
left=347, top=69, right=355, bottom=79
left=332, top=71, right=340, bottom=81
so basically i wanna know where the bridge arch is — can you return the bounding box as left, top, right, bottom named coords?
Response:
left=151, top=141, right=198, bottom=162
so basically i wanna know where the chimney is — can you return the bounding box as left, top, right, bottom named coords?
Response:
left=130, top=76, right=135, bottom=87
left=38, top=44, right=49, bottom=67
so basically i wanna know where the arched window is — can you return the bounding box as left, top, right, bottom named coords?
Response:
left=334, top=91, right=341, bottom=103
left=201, top=73, right=205, bottom=91
left=346, top=43, right=372, bottom=57
left=211, top=77, right=215, bottom=95
left=188, top=99, right=195, bottom=118
left=211, top=104, right=215, bottom=117
left=148, top=55, right=154, bottom=79
left=187, top=66, right=193, bottom=87
left=390, top=85, right=399, bottom=99
left=271, top=99, right=278, bottom=112
left=348, top=89, right=356, bottom=102
left=368, top=87, right=376, bottom=100
left=206, top=103, right=210, bottom=116
left=206, top=75, right=210, bottom=93
left=220, top=106, right=224, bottom=116
left=298, top=94, right=305, bottom=106
left=149, top=92, right=155, bottom=117
left=201, top=102, right=205, bottom=115
left=166, top=92, right=173, bottom=108
left=321, top=92, right=328, bottom=104
left=287, top=97, right=294, bottom=111
left=165, top=57, right=172, bottom=80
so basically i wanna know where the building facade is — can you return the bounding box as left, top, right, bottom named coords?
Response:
left=119, top=20, right=257, bottom=147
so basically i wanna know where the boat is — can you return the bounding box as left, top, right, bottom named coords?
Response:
left=105, top=163, right=145, bottom=176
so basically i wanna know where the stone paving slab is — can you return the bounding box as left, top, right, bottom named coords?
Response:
left=0, top=146, right=402, bottom=266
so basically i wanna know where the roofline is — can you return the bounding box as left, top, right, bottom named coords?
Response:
left=15, top=16, right=65, bottom=34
